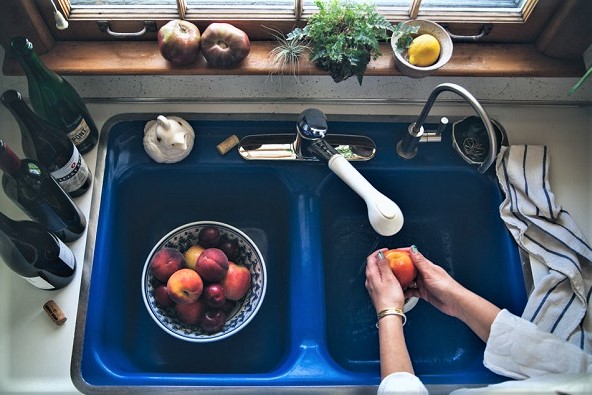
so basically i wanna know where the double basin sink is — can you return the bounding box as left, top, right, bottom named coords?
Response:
left=71, top=113, right=527, bottom=393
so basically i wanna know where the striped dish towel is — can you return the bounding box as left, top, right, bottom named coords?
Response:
left=496, top=145, right=592, bottom=353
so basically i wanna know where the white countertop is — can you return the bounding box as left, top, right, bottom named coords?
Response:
left=0, top=63, right=590, bottom=394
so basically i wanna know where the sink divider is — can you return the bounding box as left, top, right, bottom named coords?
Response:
left=277, top=192, right=364, bottom=385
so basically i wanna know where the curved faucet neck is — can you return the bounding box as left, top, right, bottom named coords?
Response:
left=413, top=83, right=497, bottom=173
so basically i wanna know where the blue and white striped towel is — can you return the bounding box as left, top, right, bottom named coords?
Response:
left=496, top=145, right=592, bottom=353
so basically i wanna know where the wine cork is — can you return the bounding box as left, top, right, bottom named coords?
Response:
left=217, top=135, right=240, bottom=155
left=43, top=300, right=67, bottom=326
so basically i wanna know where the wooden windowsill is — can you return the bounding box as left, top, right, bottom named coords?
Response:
left=1, top=40, right=585, bottom=78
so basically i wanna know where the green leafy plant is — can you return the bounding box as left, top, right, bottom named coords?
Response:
left=286, top=0, right=393, bottom=84
left=391, top=24, right=421, bottom=53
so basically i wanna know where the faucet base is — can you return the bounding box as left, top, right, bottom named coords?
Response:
left=238, top=134, right=376, bottom=161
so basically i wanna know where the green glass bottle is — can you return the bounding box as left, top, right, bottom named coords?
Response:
left=10, top=37, right=99, bottom=154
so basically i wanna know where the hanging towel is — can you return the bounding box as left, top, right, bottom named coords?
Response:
left=496, top=145, right=592, bottom=353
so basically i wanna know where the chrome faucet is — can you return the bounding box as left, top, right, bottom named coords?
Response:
left=299, top=109, right=404, bottom=236
left=295, top=108, right=329, bottom=160
left=238, top=109, right=404, bottom=236
left=396, top=83, right=497, bottom=173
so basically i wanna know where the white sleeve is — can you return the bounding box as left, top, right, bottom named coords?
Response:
left=484, top=309, right=592, bottom=379
left=377, top=372, right=429, bottom=395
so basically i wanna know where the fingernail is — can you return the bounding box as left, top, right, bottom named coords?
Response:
left=377, top=251, right=385, bottom=260
left=411, top=245, right=419, bottom=254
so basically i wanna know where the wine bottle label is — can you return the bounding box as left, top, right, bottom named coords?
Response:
left=50, top=148, right=90, bottom=193
left=67, top=118, right=92, bottom=147
left=21, top=275, right=55, bottom=290
left=55, top=236, right=76, bottom=270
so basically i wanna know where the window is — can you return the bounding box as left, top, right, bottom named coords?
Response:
left=46, top=0, right=548, bottom=41
left=69, top=0, right=534, bottom=19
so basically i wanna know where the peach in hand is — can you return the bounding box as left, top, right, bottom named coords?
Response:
left=195, top=248, right=229, bottom=282
left=166, top=268, right=204, bottom=304
left=221, top=262, right=251, bottom=300
left=384, top=249, right=417, bottom=289
left=150, top=247, right=185, bottom=283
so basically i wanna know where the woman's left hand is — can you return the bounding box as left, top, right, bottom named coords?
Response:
left=365, top=249, right=405, bottom=312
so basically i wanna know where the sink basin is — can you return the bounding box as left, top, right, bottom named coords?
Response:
left=72, top=114, right=527, bottom=393
left=321, top=167, right=526, bottom=384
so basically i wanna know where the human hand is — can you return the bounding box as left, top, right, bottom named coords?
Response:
left=365, top=249, right=405, bottom=312
left=402, top=246, right=466, bottom=318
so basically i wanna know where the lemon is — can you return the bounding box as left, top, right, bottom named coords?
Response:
left=407, top=34, right=441, bottom=67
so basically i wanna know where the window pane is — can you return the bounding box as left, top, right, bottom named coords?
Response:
left=71, top=0, right=176, bottom=4
left=302, top=0, right=410, bottom=9
left=70, top=0, right=295, bottom=14
left=186, top=0, right=294, bottom=9
left=421, top=0, right=523, bottom=8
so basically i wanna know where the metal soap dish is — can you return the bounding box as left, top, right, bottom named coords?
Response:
left=452, top=116, right=508, bottom=165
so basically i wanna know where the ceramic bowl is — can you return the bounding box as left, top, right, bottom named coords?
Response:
left=392, top=19, right=453, bottom=78
left=141, top=221, right=266, bottom=342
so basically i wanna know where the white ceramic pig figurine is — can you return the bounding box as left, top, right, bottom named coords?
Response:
left=143, top=115, right=195, bottom=163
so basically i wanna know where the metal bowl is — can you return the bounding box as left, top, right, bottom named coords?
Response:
left=141, top=221, right=266, bottom=342
left=392, top=19, right=453, bottom=79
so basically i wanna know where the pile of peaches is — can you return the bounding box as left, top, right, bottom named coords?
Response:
left=149, top=226, right=251, bottom=334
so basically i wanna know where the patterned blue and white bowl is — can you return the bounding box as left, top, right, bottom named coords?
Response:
left=141, top=221, right=266, bottom=342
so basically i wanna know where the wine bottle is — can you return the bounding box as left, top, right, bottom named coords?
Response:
left=9, top=36, right=99, bottom=154
left=0, top=211, right=76, bottom=290
left=0, top=140, right=86, bottom=243
left=1, top=90, right=92, bottom=198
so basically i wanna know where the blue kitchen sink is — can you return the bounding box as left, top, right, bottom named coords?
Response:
left=72, top=114, right=527, bottom=393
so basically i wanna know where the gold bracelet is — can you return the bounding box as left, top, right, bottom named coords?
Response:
left=376, top=307, right=406, bottom=328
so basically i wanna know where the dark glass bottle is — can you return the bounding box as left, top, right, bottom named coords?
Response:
left=1, top=90, right=92, bottom=198
left=9, top=36, right=99, bottom=154
left=0, top=211, right=76, bottom=290
left=0, top=140, right=86, bottom=242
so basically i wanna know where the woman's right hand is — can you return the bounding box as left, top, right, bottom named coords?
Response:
left=403, top=246, right=465, bottom=318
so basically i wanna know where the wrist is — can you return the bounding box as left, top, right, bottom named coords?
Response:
left=446, top=283, right=473, bottom=319
left=376, top=307, right=407, bottom=328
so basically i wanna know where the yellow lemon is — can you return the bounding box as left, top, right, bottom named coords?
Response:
left=407, top=34, right=441, bottom=67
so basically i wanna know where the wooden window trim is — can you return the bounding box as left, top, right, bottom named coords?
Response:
left=2, top=40, right=584, bottom=78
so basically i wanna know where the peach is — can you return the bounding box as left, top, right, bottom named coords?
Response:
left=184, top=245, right=205, bottom=271
left=221, top=262, right=251, bottom=300
left=150, top=247, right=185, bottom=283
left=166, top=268, right=203, bottom=304
left=153, top=284, right=174, bottom=308
left=175, top=299, right=205, bottom=326
left=384, top=249, right=417, bottom=289
left=195, top=248, right=229, bottom=282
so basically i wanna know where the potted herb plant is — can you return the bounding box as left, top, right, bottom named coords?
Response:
left=282, top=0, right=393, bottom=84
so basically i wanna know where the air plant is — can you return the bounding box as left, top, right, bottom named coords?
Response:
left=266, top=26, right=310, bottom=79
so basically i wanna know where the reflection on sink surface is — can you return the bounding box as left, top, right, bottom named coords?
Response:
left=72, top=114, right=527, bottom=393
